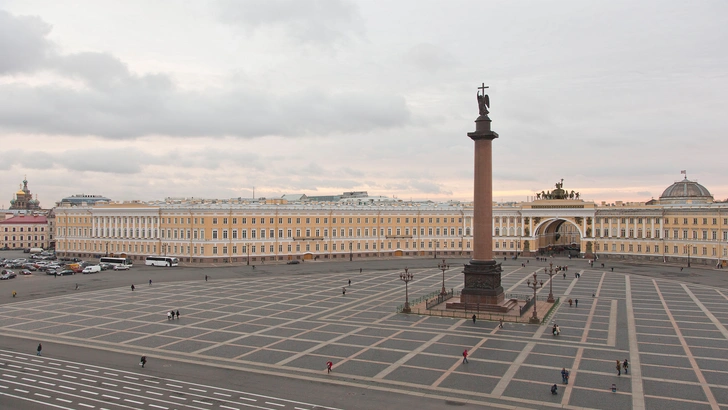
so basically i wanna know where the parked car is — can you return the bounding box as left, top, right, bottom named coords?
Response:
left=20, top=270, right=32, bottom=275
left=1, top=270, right=17, bottom=278
left=99, top=263, right=112, bottom=271
left=0, top=274, right=10, bottom=280
left=286, top=260, right=301, bottom=265
left=113, top=265, right=131, bottom=271
left=57, top=269, right=75, bottom=276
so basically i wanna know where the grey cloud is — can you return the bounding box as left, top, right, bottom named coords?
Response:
left=216, top=0, right=362, bottom=47
left=0, top=10, right=54, bottom=73
left=2, top=148, right=150, bottom=174
left=0, top=9, right=408, bottom=140
left=0, top=82, right=410, bottom=140
left=403, top=43, right=457, bottom=73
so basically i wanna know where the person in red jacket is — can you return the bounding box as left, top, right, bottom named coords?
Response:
left=326, top=361, right=333, bottom=374
left=462, top=349, right=469, bottom=364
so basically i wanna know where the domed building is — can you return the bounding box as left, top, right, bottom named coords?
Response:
left=659, top=176, right=713, bottom=204
left=10, top=177, right=42, bottom=211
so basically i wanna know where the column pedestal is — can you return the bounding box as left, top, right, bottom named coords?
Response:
left=460, top=260, right=505, bottom=305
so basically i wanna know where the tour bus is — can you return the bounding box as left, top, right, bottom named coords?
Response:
left=98, top=256, right=133, bottom=268
left=145, top=256, right=179, bottom=267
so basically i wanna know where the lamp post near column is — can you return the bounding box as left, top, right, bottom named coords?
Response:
left=544, top=262, right=556, bottom=303
left=349, top=241, right=353, bottom=261
left=526, top=272, right=543, bottom=324
left=400, top=268, right=414, bottom=313
left=438, top=259, right=449, bottom=296
left=687, top=244, right=691, bottom=268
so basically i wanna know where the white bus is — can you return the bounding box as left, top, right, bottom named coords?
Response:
left=145, top=256, right=179, bottom=267
left=99, top=257, right=133, bottom=268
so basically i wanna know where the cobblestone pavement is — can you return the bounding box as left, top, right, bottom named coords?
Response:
left=1, top=263, right=727, bottom=409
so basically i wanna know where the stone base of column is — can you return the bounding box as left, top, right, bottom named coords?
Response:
left=460, top=259, right=506, bottom=306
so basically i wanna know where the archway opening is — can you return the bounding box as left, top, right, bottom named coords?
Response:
left=534, top=219, right=582, bottom=256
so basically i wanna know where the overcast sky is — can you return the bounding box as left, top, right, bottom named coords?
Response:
left=1, top=0, right=726, bottom=207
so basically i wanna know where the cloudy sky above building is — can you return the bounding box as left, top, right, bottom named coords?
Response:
left=1, top=0, right=726, bottom=206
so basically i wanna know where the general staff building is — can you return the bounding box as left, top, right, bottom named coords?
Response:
left=52, top=178, right=728, bottom=267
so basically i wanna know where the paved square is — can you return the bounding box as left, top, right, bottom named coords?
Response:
left=2, top=263, right=727, bottom=409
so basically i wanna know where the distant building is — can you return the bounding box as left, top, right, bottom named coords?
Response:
left=57, top=194, right=111, bottom=207
left=0, top=214, right=49, bottom=250
left=9, top=177, right=41, bottom=211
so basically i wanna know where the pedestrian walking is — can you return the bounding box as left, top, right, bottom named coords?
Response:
left=556, top=325, right=561, bottom=335
left=611, top=267, right=614, bottom=272
left=37, top=343, right=42, bottom=356
left=149, top=279, right=152, bottom=286
left=176, top=310, right=180, bottom=319
left=551, top=384, right=558, bottom=395
left=12, top=290, right=17, bottom=298
left=575, top=299, right=579, bottom=307
left=140, top=355, right=147, bottom=368
left=472, top=314, right=476, bottom=323
left=564, top=369, right=570, bottom=384
left=348, top=279, right=351, bottom=286
left=563, top=272, right=566, bottom=279
left=205, top=275, right=208, bottom=281
left=131, top=284, right=135, bottom=291
left=359, top=268, right=362, bottom=273
left=75, top=283, right=79, bottom=290
left=553, top=324, right=558, bottom=336
left=462, top=349, right=469, bottom=364
left=616, top=360, right=621, bottom=376
left=568, top=298, right=573, bottom=307
left=623, top=359, right=629, bottom=374
left=326, top=361, right=333, bottom=374
left=167, top=311, right=172, bottom=320
left=561, top=368, right=568, bottom=384
left=342, top=287, right=346, bottom=295
left=499, top=319, right=504, bottom=328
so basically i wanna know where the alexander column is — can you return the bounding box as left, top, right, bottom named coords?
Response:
left=460, top=83, right=505, bottom=306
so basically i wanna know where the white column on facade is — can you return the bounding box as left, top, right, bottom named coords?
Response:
left=617, top=218, right=621, bottom=238
left=660, top=217, right=664, bottom=239
left=499, top=217, right=503, bottom=237
left=582, top=217, right=587, bottom=238
left=529, top=217, right=533, bottom=238
left=600, top=218, right=604, bottom=238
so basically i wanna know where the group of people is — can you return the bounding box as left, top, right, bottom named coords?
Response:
left=552, top=324, right=561, bottom=336
left=567, top=298, right=579, bottom=307
left=617, top=359, right=629, bottom=375
left=167, top=309, right=180, bottom=320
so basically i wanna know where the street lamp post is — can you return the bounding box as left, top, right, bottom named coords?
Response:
left=399, top=268, right=414, bottom=313
left=526, top=272, right=543, bottom=324
left=687, top=244, right=691, bottom=268
left=438, top=259, right=449, bottom=296
left=544, top=262, right=557, bottom=303
left=349, top=242, right=353, bottom=261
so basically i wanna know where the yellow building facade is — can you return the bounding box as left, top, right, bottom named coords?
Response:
left=53, top=178, right=728, bottom=267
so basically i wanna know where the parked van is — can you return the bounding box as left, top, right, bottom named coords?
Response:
left=29, top=248, right=44, bottom=254
left=82, top=265, right=101, bottom=274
